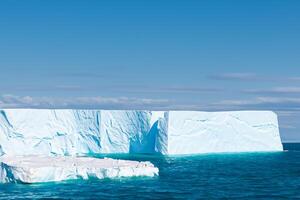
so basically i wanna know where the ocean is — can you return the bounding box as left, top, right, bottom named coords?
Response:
left=0, top=143, right=299, bottom=199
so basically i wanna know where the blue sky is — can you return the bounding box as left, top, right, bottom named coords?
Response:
left=0, top=0, right=300, bottom=141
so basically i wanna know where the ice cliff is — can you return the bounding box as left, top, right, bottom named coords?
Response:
left=0, top=109, right=283, bottom=156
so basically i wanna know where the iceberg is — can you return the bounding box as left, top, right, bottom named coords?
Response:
left=0, top=109, right=283, bottom=156
left=0, top=155, right=159, bottom=183
left=165, top=111, right=283, bottom=154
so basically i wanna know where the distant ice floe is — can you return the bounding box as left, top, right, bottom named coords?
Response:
left=0, top=155, right=159, bottom=183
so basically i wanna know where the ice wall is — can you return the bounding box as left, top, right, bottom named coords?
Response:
left=0, top=109, right=283, bottom=156
left=166, top=111, right=283, bottom=154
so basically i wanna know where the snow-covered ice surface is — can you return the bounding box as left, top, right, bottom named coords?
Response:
left=0, top=109, right=283, bottom=156
left=0, top=155, right=159, bottom=183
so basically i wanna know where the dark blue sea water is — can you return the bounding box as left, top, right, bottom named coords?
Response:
left=0, top=143, right=300, bottom=199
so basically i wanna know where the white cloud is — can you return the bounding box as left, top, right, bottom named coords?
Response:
left=214, top=97, right=300, bottom=107
left=279, top=125, right=297, bottom=129
left=0, top=94, right=171, bottom=109
left=209, top=73, right=300, bottom=82
left=209, top=73, right=258, bottom=81
left=256, top=97, right=300, bottom=104
left=245, top=87, right=300, bottom=94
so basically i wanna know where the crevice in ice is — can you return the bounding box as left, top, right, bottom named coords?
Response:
left=129, top=121, right=158, bottom=154
left=0, top=145, right=3, bottom=156
left=0, top=111, right=13, bottom=128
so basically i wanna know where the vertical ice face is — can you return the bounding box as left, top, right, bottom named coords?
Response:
left=0, top=109, right=165, bottom=156
left=167, top=111, right=283, bottom=154
left=0, top=109, right=283, bottom=156
left=0, top=109, right=102, bottom=156
left=99, top=110, right=152, bottom=153
left=153, top=112, right=169, bottom=154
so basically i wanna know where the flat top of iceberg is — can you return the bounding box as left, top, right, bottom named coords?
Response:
left=0, top=155, right=152, bottom=168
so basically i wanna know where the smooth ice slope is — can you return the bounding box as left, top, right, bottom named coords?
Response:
left=0, top=156, right=159, bottom=183
left=0, top=109, right=283, bottom=156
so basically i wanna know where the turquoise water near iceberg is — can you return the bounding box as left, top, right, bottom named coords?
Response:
left=0, top=143, right=300, bottom=199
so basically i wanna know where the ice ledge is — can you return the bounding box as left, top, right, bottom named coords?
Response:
left=0, top=156, right=159, bottom=183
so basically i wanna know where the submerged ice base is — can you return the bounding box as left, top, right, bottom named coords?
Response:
left=0, top=156, right=159, bottom=183
left=0, top=109, right=283, bottom=155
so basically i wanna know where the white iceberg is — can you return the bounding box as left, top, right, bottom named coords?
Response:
left=0, top=155, right=159, bottom=183
left=165, top=111, right=283, bottom=154
left=0, top=109, right=283, bottom=156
